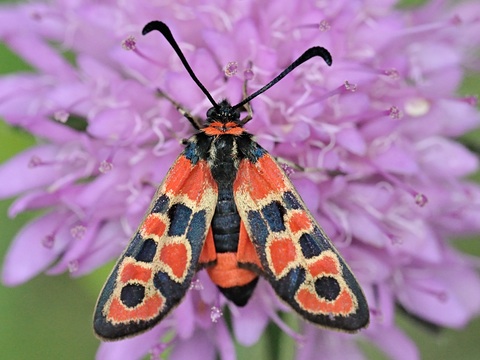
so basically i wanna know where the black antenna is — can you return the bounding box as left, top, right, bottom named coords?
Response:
left=232, top=47, right=332, bottom=110
left=142, top=21, right=218, bottom=108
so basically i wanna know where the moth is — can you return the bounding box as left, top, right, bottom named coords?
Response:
left=94, top=21, right=369, bottom=340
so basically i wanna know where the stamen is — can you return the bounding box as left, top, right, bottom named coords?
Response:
left=414, top=193, right=428, bottom=207
left=344, top=81, right=357, bottom=92
left=460, top=95, right=478, bottom=107
left=268, top=308, right=304, bottom=343
left=99, top=159, right=114, bottom=174
left=224, top=61, right=238, bottom=77
left=388, top=106, right=402, bottom=120
left=150, top=341, right=173, bottom=360
left=68, top=260, right=79, bottom=273
left=42, top=234, right=55, bottom=249
left=280, top=163, right=295, bottom=177
left=296, top=20, right=331, bottom=32
left=70, top=225, right=86, bottom=240
left=210, top=306, right=223, bottom=323
left=122, top=35, right=137, bottom=51
left=308, top=80, right=358, bottom=104
left=411, top=283, right=448, bottom=302
left=389, top=233, right=404, bottom=245
left=369, top=307, right=384, bottom=323
left=28, top=155, right=44, bottom=168
left=378, top=169, right=429, bottom=207
left=29, top=154, right=77, bottom=169
left=318, top=20, right=331, bottom=32
left=123, top=35, right=163, bottom=66
left=53, top=110, right=70, bottom=123
left=189, top=278, right=204, bottom=291
left=393, top=15, right=465, bottom=38
left=243, top=67, right=254, bottom=80
left=383, top=68, right=400, bottom=80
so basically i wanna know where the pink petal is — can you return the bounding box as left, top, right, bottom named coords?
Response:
left=417, top=137, right=478, bottom=177
left=6, top=34, right=76, bottom=79
left=170, top=329, right=216, bottom=360
left=0, top=144, right=64, bottom=199
left=232, top=292, right=269, bottom=346
left=2, top=211, right=70, bottom=286
left=367, top=326, right=419, bottom=360
left=371, top=143, right=418, bottom=174
left=97, top=325, right=165, bottom=360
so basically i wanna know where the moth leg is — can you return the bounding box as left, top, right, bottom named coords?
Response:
left=156, top=88, right=202, bottom=130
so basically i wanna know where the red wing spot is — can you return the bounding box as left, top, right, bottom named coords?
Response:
left=288, top=211, right=312, bottom=233
left=199, top=227, right=216, bottom=265
left=308, top=253, right=340, bottom=278
left=164, top=156, right=193, bottom=194
left=141, top=214, right=166, bottom=238
left=164, top=156, right=217, bottom=202
left=234, top=156, right=288, bottom=202
left=120, top=263, right=152, bottom=283
left=107, top=293, right=164, bottom=322
left=159, top=243, right=189, bottom=279
left=237, top=221, right=263, bottom=269
left=296, top=288, right=354, bottom=315
left=178, top=162, right=208, bottom=201
left=268, top=237, right=297, bottom=276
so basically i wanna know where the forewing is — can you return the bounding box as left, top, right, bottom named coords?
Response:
left=94, top=155, right=218, bottom=340
left=233, top=147, right=369, bottom=332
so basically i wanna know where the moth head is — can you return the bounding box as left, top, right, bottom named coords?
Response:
left=206, top=100, right=241, bottom=124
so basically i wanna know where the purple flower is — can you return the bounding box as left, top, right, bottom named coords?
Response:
left=1, top=0, right=480, bottom=359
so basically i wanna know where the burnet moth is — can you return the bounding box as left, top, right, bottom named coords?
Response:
left=94, top=21, right=369, bottom=340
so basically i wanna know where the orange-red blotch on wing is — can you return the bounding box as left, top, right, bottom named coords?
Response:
left=120, top=262, right=152, bottom=283
left=159, top=243, right=189, bottom=279
left=237, top=221, right=263, bottom=269
left=164, top=157, right=216, bottom=202
left=296, top=288, right=355, bottom=315
left=199, top=227, right=216, bottom=265
left=234, top=155, right=288, bottom=202
left=308, top=253, right=340, bottom=278
left=207, top=253, right=257, bottom=288
left=288, top=211, right=312, bottom=233
left=202, top=121, right=244, bottom=136
left=108, top=293, right=165, bottom=322
left=267, top=237, right=298, bottom=277
left=141, top=214, right=166, bottom=238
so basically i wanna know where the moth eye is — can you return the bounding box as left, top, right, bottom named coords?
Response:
left=206, top=107, right=216, bottom=118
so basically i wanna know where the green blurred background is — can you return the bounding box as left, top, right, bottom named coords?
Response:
left=1, top=0, right=480, bottom=358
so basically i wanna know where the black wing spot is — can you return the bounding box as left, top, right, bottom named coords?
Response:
left=152, top=195, right=170, bottom=214
left=168, top=203, right=192, bottom=236
left=261, top=201, right=286, bottom=232
left=282, top=191, right=302, bottom=210
left=120, top=284, right=145, bottom=308
left=315, top=276, right=341, bottom=301
left=135, top=238, right=157, bottom=263
left=187, top=210, right=207, bottom=254
left=153, top=271, right=186, bottom=305
left=247, top=210, right=269, bottom=245
left=299, top=233, right=322, bottom=259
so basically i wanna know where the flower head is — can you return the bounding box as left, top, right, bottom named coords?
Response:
left=1, top=0, right=480, bottom=359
